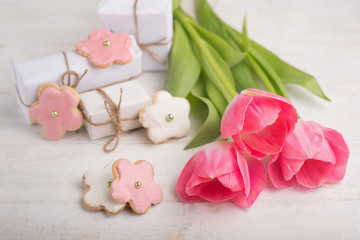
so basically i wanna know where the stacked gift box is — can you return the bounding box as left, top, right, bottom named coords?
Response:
left=98, top=0, right=173, bottom=71
left=13, top=0, right=173, bottom=142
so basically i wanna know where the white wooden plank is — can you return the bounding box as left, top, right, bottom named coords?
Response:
left=0, top=0, right=359, bottom=239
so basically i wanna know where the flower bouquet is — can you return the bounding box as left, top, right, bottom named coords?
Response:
left=167, top=0, right=349, bottom=207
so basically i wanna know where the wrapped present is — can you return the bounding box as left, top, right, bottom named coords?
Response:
left=98, top=0, right=173, bottom=71
left=79, top=79, right=151, bottom=144
left=13, top=35, right=142, bottom=124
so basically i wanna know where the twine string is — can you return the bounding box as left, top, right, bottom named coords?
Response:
left=15, top=38, right=143, bottom=153
left=61, top=51, right=88, bottom=89
left=15, top=51, right=88, bottom=108
left=16, top=51, right=142, bottom=108
left=82, top=88, right=138, bottom=153
left=133, top=0, right=172, bottom=65
left=99, top=88, right=122, bottom=153
left=15, top=84, right=31, bottom=108
left=79, top=72, right=142, bottom=94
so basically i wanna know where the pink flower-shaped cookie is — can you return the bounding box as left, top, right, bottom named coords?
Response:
left=30, top=83, right=83, bottom=140
left=76, top=28, right=133, bottom=68
left=111, top=159, right=163, bottom=214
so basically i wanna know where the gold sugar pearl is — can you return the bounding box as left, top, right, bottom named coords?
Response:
left=135, top=181, right=142, bottom=189
left=51, top=111, right=58, bottom=118
left=166, top=113, right=175, bottom=121
left=107, top=181, right=112, bottom=188
left=104, top=40, right=111, bottom=46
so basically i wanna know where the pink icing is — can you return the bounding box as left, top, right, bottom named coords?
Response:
left=30, top=85, right=83, bottom=140
left=111, top=159, right=163, bottom=214
left=76, top=29, right=132, bottom=67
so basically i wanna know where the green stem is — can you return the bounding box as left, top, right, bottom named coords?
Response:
left=246, top=54, right=277, bottom=94
left=175, top=10, right=237, bottom=99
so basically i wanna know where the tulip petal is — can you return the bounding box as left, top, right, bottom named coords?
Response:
left=242, top=89, right=293, bottom=105
left=221, top=94, right=252, bottom=138
left=323, top=127, right=349, bottom=182
left=176, top=141, right=244, bottom=203
left=241, top=97, right=281, bottom=133
left=223, top=89, right=297, bottom=158
left=232, top=134, right=248, bottom=152
left=279, top=155, right=305, bottom=181
left=232, top=157, right=266, bottom=207
left=241, top=114, right=288, bottom=155
left=268, top=154, right=295, bottom=188
left=279, top=121, right=327, bottom=180
left=186, top=174, right=211, bottom=191
left=232, top=134, right=267, bottom=160
left=235, top=149, right=251, bottom=197
left=193, top=142, right=238, bottom=179
left=187, top=178, right=240, bottom=202
left=281, top=121, right=324, bottom=160
left=278, top=104, right=298, bottom=134
left=295, top=159, right=335, bottom=188
left=217, top=171, right=244, bottom=192
left=184, top=142, right=245, bottom=202
left=313, top=139, right=336, bottom=164
left=296, top=127, right=349, bottom=187
left=176, top=157, right=204, bottom=203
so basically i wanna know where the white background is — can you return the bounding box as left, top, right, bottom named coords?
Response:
left=0, top=0, right=359, bottom=239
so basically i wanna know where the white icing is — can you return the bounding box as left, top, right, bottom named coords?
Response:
left=140, top=91, right=190, bottom=144
left=83, top=161, right=126, bottom=214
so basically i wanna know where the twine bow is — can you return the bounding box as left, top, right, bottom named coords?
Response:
left=133, top=0, right=172, bottom=65
left=99, top=88, right=123, bottom=152
left=83, top=88, right=137, bottom=153
left=15, top=51, right=88, bottom=108
left=61, top=51, right=88, bottom=89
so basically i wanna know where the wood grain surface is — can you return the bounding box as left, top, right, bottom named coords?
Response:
left=0, top=0, right=359, bottom=239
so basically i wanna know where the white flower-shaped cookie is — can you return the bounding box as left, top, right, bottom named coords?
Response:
left=82, top=161, right=126, bottom=215
left=139, top=91, right=190, bottom=144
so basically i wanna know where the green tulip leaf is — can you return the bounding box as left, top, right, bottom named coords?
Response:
left=172, top=0, right=182, bottom=11
left=226, top=26, right=288, bottom=97
left=249, top=48, right=290, bottom=98
left=185, top=80, right=221, bottom=149
left=232, top=60, right=259, bottom=92
left=250, top=41, right=330, bottom=101
left=205, top=77, right=228, bottom=115
left=165, top=21, right=201, bottom=97
left=192, top=24, right=247, bottom=68
left=242, top=16, right=250, bottom=52
left=195, top=0, right=329, bottom=101
left=193, top=39, right=237, bottom=101
left=175, top=10, right=237, bottom=101
left=195, top=0, right=227, bottom=40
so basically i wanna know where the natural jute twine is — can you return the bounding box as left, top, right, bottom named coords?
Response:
left=16, top=51, right=142, bottom=105
left=15, top=51, right=88, bottom=107
left=133, top=0, right=173, bottom=65
left=16, top=51, right=142, bottom=152
left=82, top=88, right=138, bottom=153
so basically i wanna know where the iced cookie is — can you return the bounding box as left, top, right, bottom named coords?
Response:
left=82, top=161, right=126, bottom=215
left=111, top=159, right=163, bottom=214
left=139, top=91, right=191, bottom=144
left=29, top=83, right=83, bottom=140
left=76, top=28, right=133, bottom=68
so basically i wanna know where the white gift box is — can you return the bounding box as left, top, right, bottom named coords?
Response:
left=98, top=0, right=173, bottom=71
left=13, top=36, right=142, bottom=124
left=79, top=79, right=151, bottom=140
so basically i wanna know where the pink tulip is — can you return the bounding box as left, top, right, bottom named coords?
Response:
left=176, top=141, right=266, bottom=208
left=268, top=120, right=350, bottom=188
left=221, top=89, right=298, bottom=159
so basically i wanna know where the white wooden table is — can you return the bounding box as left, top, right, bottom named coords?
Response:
left=1, top=0, right=359, bottom=239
